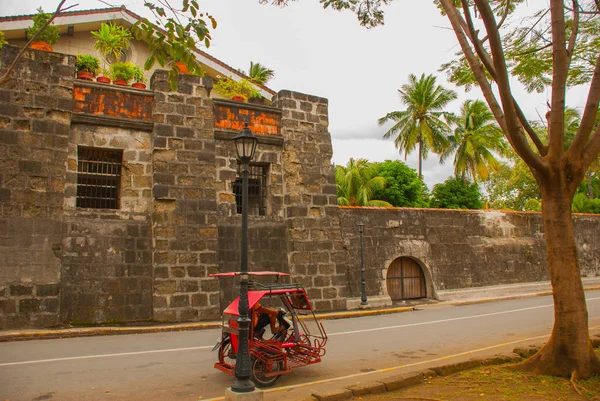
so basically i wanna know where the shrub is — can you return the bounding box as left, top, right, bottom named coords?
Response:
left=27, top=8, right=60, bottom=45
left=213, top=77, right=261, bottom=101
left=74, top=54, right=100, bottom=74
left=109, top=62, right=135, bottom=82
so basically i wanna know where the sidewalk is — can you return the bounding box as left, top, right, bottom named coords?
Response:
left=2, top=278, right=599, bottom=342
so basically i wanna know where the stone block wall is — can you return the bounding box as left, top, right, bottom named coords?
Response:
left=60, top=124, right=153, bottom=325
left=338, top=207, right=600, bottom=300
left=275, top=90, right=348, bottom=311
left=151, top=71, right=220, bottom=322
left=0, top=45, right=74, bottom=329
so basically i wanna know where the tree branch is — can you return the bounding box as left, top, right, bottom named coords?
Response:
left=569, top=52, right=600, bottom=158
left=461, top=0, right=545, bottom=155
left=581, top=125, right=600, bottom=172
left=567, top=0, right=580, bottom=64
left=0, top=0, right=76, bottom=86
left=439, top=0, right=508, bottom=132
left=547, top=0, right=569, bottom=159
left=472, top=0, right=545, bottom=172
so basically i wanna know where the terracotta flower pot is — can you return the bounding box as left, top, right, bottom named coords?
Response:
left=30, top=41, right=52, bottom=51
left=113, top=79, right=128, bottom=86
left=232, top=96, right=245, bottom=102
left=175, top=62, right=189, bottom=74
left=77, top=71, right=94, bottom=81
left=97, top=76, right=111, bottom=84
left=132, top=82, right=147, bottom=89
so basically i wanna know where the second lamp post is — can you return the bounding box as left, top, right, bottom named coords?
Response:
left=232, top=124, right=258, bottom=393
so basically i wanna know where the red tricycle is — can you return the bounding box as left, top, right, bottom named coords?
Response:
left=210, top=272, right=328, bottom=387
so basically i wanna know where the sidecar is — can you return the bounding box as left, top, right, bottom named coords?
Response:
left=210, top=271, right=328, bottom=387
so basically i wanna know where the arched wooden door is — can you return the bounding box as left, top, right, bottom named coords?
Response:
left=386, top=257, right=426, bottom=300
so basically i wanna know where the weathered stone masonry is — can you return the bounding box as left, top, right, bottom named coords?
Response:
left=1, top=44, right=599, bottom=330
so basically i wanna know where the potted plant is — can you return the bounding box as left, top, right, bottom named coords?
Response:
left=131, top=64, right=147, bottom=89
left=74, top=54, right=100, bottom=81
left=213, top=77, right=261, bottom=102
left=91, top=23, right=132, bottom=83
left=27, top=8, right=60, bottom=51
left=109, top=61, right=135, bottom=86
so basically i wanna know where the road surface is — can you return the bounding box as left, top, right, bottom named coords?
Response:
left=1, top=290, right=599, bottom=401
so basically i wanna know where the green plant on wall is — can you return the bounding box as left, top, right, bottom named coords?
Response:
left=132, top=64, right=147, bottom=83
left=74, top=54, right=100, bottom=74
left=109, top=61, right=136, bottom=82
left=213, top=77, right=261, bottom=101
left=0, top=31, right=7, bottom=50
left=91, top=23, right=132, bottom=73
left=27, top=8, right=60, bottom=45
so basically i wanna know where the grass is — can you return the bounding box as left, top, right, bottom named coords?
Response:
left=354, top=349, right=600, bottom=401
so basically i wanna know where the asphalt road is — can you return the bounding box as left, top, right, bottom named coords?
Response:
left=1, top=290, right=600, bottom=401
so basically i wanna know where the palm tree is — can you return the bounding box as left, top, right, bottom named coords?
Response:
left=247, top=62, right=275, bottom=85
left=379, top=73, right=457, bottom=178
left=441, top=99, right=510, bottom=183
left=335, top=158, right=392, bottom=207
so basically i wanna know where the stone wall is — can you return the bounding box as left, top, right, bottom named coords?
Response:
left=0, top=45, right=74, bottom=329
left=275, top=91, right=348, bottom=311
left=60, top=124, right=153, bottom=324
left=151, top=71, right=220, bottom=322
left=338, top=207, right=600, bottom=301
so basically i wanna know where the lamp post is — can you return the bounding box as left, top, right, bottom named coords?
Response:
left=232, top=123, right=258, bottom=393
left=358, top=221, right=367, bottom=306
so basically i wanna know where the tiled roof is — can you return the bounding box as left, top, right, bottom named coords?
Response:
left=0, top=6, right=125, bottom=22
left=0, top=6, right=276, bottom=96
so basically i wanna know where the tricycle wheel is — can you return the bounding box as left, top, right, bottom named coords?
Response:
left=219, top=337, right=236, bottom=367
left=251, top=356, right=282, bottom=388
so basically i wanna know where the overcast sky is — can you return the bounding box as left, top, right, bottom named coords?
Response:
left=2, top=0, right=578, bottom=188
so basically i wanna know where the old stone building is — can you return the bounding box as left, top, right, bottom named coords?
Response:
left=1, top=9, right=599, bottom=330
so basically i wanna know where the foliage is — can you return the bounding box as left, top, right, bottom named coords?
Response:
left=430, top=176, right=483, bottom=210
left=133, top=0, right=217, bottom=89
left=213, top=77, right=262, bottom=101
left=91, top=23, right=132, bottom=73
left=74, top=54, right=100, bottom=74
left=370, top=160, right=429, bottom=207
left=437, top=2, right=600, bottom=93
left=246, top=61, right=275, bottom=85
left=0, top=31, right=7, bottom=51
left=572, top=193, right=600, bottom=214
left=335, top=158, right=393, bottom=207
left=442, top=99, right=510, bottom=182
left=378, top=73, right=457, bottom=178
left=132, top=64, right=147, bottom=83
left=482, top=159, right=541, bottom=211
left=27, top=8, right=60, bottom=45
left=109, top=62, right=136, bottom=82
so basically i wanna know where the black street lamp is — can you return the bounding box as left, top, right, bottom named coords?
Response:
left=232, top=123, right=258, bottom=393
left=358, top=221, right=367, bottom=306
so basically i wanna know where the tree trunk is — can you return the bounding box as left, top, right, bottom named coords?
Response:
left=418, top=137, right=423, bottom=179
left=518, top=180, right=600, bottom=378
left=587, top=171, right=594, bottom=199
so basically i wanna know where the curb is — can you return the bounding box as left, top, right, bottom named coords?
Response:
left=312, top=353, right=522, bottom=401
left=449, top=285, right=600, bottom=306
left=0, top=307, right=416, bottom=343
left=0, top=322, right=222, bottom=342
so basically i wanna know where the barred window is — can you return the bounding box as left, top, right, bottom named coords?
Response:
left=76, top=147, right=123, bottom=209
left=234, top=164, right=267, bottom=216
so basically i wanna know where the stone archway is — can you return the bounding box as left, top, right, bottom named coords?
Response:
left=386, top=257, right=427, bottom=300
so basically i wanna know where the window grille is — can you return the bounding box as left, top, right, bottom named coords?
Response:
left=234, top=164, right=267, bottom=216
left=76, top=147, right=123, bottom=209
